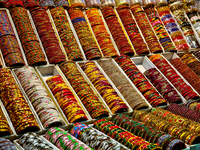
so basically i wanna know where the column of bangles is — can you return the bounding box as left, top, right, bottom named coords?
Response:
left=144, top=7, right=177, bottom=52
left=178, top=53, right=200, bottom=77
left=156, top=6, right=190, bottom=51
left=45, top=127, right=93, bottom=150
left=98, top=59, right=150, bottom=110
left=94, top=119, right=161, bottom=150
left=59, top=61, right=109, bottom=119
left=19, top=132, right=53, bottom=149
left=0, top=138, right=17, bottom=150
left=68, top=5, right=102, bottom=60
left=0, top=68, right=40, bottom=134
left=132, top=110, right=200, bottom=145
left=69, top=123, right=128, bottom=149
left=167, top=103, right=200, bottom=123
left=184, top=1, right=200, bottom=38
left=5, top=0, right=24, bottom=8
left=39, top=0, right=55, bottom=7
left=115, top=55, right=167, bottom=107
left=130, top=3, right=163, bottom=53
left=149, top=54, right=199, bottom=100
left=192, top=50, right=200, bottom=61
left=81, top=62, right=128, bottom=114
left=185, top=100, right=200, bottom=113
left=170, top=3, right=200, bottom=49
left=144, top=68, right=182, bottom=103
left=9, top=7, right=47, bottom=66
left=151, top=107, right=200, bottom=135
left=170, top=57, right=200, bottom=94
left=30, top=7, right=66, bottom=64
left=22, top=0, right=40, bottom=8
left=46, top=75, right=88, bottom=123
left=50, top=6, right=83, bottom=61
left=116, top=5, right=149, bottom=55
left=54, top=0, right=68, bottom=7
left=15, top=66, right=65, bottom=129
left=0, top=108, right=12, bottom=136
left=0, top=10, right=24, bottom=67
left=101, top=6, right=135, bottom=56
left=86, top=8, right=118, bottom=57
left=112, top=114, right=186, bottom=150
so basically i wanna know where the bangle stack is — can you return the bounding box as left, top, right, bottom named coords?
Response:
left=22, top=0, right=40, bottom=8
left=19, top=132, right=53, bottom=149
left=115, top=55, right=167, bottom=107
left=170, top=57, right=200, bottom=94
left=112, top=113, right=186, bottom=150
left=151, top=107, right=200, bottom=135
left=170, top=2, right=200, bottom=49
left=132, top=110, right=200, bottom=145
left=30, top=7, right=66, bottom=64
left=144, top=68, right=182, bottom=103
left=178, top=52, right=200, bottom=77
left=54, top=0, right=68, bottom=7
left=185, top=100, right=200, bottom=113
left=46, top=75, right=88, bottom=123
left=69, top=123, right=128, bottom=149
left=144, top=7, right=177, bottom=52
left=0, top=68, right=40, bottom=134
left=86, top=8, right=118, bottom=57
left=0, top=138, right=17, bottom=149
left=98, top=58, right=149, bottom=110
left=156, top=6, right=190, bottom=51
left=101, top=6, right=135, bottom=56
left=0, top=10, right=25, bottom=67
left=0, top=108, right=12, bottom=137
left=68, top=5, right=102, bottom=60
left=94, top=119, right=162, bottom=150
left=59, top=61, right=109, bottom=119
left=130, top=3, right=163, bottom=53
left=45, top=127, right=92, bottom=150
left=149, top=54, right=199, bottom=100
left=50, top=6, right=83, bottom=61
left=81, top=61, right=128, bottom=114
left=15, top=66, right=65, bottom=128
left=167, top=103, right=200, bottom=123
left=116, top=5, right=150, bottom=55
left=9, top=7, right=47, bottom=66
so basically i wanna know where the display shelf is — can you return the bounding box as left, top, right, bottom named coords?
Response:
left=131, top=56, right=187, bottom=104
left=77, top=60, right=133, bottom=115
left=35, top=65, right=93, bottom=125
left=162, top=52, right=200, bottom=99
